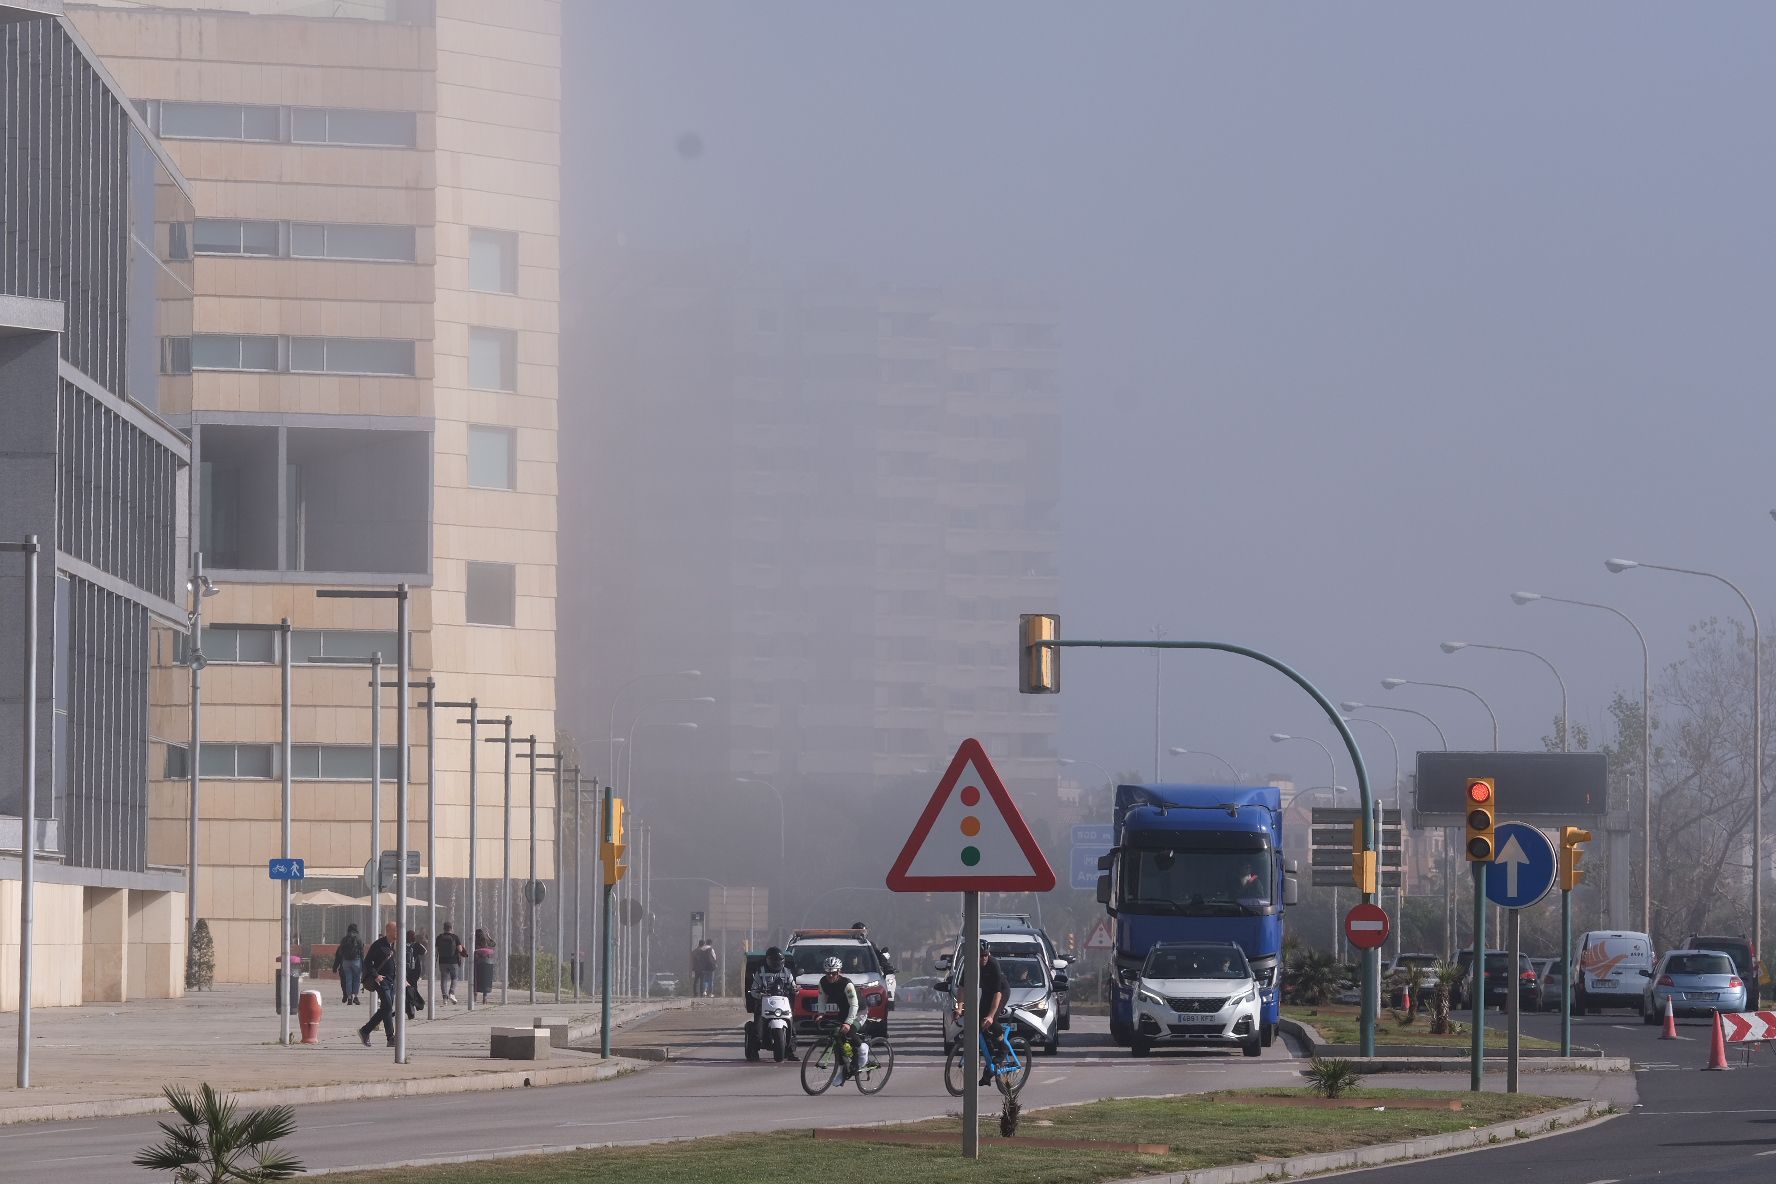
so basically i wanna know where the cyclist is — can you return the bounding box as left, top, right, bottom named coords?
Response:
left=818, top=955, right=863, bottom=1077
left=952, top=941, right=1008, bottom=1085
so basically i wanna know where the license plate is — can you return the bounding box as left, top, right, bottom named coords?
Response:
left=817, top=1002, right=838, bottom=1013
left=1173, top=1012, right=1219, bottom=1024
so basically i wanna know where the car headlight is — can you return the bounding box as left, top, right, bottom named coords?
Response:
left=1136, top=986, right=1166, bottom=1006
left=1026, top=999, right=1048, bottom=1014
left=865, top=992, right=884, bottom=1007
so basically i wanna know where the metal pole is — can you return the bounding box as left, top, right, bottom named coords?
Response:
left=13, top=537, right=40, bottom=1088
left=395, top=583, right=409, bottom=1064
left=466, top=701, right=479, bottom=1012
left=1560, top=888, right=1572, bottom=1056
left=369, top=652, right=382, bottom=941
left=1506, top=907, right=1520, bottom=1094
left=527, top=734, right=538, bottom=1004
left=502, top=718, right=512, bottom=1004
left=600, top=784, right=614, bottom=1057
left=962, top=890, right=980, bottom=1160
left=573, top=772, right=583, bottom=1001
left=425, top=680, right=436, bottom=1021
left=279, top=619, right=293, bottom=1044
left=1470, top=862, right=1485, bottom=1092
left=555, top=765, right=567, bottom=1003
left=185, top=551, right=205, bottom=981
left=1152, top=626, right=1162, bottom=782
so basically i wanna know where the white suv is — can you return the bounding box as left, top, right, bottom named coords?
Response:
left=1130, top=940, right=1264, bottom=1058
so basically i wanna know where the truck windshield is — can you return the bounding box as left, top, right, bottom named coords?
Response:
left=1120, top=848, right=1273, bottom=915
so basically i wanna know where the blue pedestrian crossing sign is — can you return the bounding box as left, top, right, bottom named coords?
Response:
left=1483, top=823, right=1555, bottom=910
left=268, top=858, right=306, bottom=881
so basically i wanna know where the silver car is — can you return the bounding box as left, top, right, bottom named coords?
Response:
left=1641, top=949, right=1747, bottom=1020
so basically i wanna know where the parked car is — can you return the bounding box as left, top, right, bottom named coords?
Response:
left=1539, top=957, right=1566, bottom=1009
left=649, top=970, right=680, bottom=996
left=1128, top=940, right=1264, bottom=1058
left=1681, top=934, right=1760, bottom=1008
left=1387, top=952, right=1441, bottom=1005
left=1641, top=949, right=1748, bottom=1021
left=1574, top=931, right=1655, bottom=1014
left=1453, top=950, right=1537, bottom=1012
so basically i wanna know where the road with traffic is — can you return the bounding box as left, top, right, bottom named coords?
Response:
left=1, top=1005, right=1308, bottom=1182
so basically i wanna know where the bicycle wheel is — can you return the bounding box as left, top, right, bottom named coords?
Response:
left=854, top=1038, right=894, bottom=1094
left=800, top=1038, right=839, bottom=1096
left=942, top=1044, right=966, bottom=1097
left=996, top=1037, right=1032, bottom=1095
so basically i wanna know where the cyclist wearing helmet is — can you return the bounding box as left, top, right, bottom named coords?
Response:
left=819, top=955, right=862, bottom=1076
left=953, top=941, right=1010, bottom=1086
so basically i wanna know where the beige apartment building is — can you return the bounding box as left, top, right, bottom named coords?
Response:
left=68, top=0, right=561, bottom=984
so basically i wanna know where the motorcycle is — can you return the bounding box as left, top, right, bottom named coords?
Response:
left=745, top=992, right=795, bottom=1062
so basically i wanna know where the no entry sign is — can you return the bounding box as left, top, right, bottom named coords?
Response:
left=1344, top=902, right=1391, bottom=950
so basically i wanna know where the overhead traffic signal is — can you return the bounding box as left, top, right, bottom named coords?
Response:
left=1018, top=614, right=1060, bottom=694
left=1464, top=778, right=1496, bottom=862
left=1350, top=819, right=1378, bottom=893
left=1559, top=825, right=1592, bottom=890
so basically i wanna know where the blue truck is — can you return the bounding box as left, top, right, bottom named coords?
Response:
left=1096, top=783, right=1298, bottom=1047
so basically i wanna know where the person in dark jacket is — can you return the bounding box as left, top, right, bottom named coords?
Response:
left=358, top=922, right=400, bottom=1046
left=435, top=922, right=464, bottom=1005
left=333, top=924, right=364, bottom=1004
left=404, top=929, right=427, bottom=1019
left=473, top=928, right=496, bottom=1003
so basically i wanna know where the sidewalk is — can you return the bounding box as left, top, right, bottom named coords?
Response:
left=0, top=985, right=695, bottom=1124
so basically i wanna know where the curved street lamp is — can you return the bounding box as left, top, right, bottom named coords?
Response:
left=1440, top=640, right=1569, bottom=751
left=1166, top=746, right=1242, bottom=781
left=1382, top=677, right=1498, bottom=750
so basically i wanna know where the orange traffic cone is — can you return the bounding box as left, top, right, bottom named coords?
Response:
left=1660, top=995, right=1678, bottom=1040
left=1704, top=1009, right=1731, bottom=1070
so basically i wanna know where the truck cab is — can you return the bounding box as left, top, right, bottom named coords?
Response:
left=1097, top=783, right=1297, bottom=1047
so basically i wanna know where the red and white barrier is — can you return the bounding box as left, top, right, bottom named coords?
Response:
left=1719, top=1010, right=1776, bottom=1043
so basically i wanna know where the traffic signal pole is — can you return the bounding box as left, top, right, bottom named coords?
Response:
left=600, top=783, right=615, bottom=1058
left=1471, top=861, right=1486, bottom=1092
left=1560, top=887, right=1573, bottom=1056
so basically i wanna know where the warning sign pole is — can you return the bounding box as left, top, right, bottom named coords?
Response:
left=961, top=890, right=980, bottom=1160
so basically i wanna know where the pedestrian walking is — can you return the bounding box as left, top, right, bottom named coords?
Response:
left=404, top=929, right=427, bottom=1019
left=474, top=928, right=496, bottom=1004
left=435, top=921, right=464, bottom=1004
left=693, top=939, right=718, bottom=997
left=333, top=923, right=364, bottom=1004
left=358, top=921, right=400, bottom=1046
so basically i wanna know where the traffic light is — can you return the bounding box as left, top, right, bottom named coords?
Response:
left=1464, top=777, right=1496, bottom=862
left=1349, top=819, right=1378, bottom=893
left=1559, top=825, right=1592, bottom=890
left=1019, top=613, right=1060, bottom=694
left=602, top=797, right=629, bottom=886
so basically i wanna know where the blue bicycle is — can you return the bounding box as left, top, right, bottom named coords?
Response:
left=944, top=1013, right=1030, bottom=1096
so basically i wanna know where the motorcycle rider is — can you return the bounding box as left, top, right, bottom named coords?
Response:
left=749, top=946, right=797, bottom=1053
left=819, top=955, right=863, bottom=1077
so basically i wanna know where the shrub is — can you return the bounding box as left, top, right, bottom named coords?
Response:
left=1304, top=1057, right=1362, bottom=1099
left=133, top=1084, right=302, bottom=1183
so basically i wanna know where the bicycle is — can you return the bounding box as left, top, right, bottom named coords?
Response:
left=799, top=1020, right=894, bottom=1096
left=944, top=1013, right=1030, bottom=1097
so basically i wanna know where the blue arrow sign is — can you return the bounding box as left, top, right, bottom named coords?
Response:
left=268, top=858, right=306, bottom=881
left=1484, top=823, right=1555, bottom=910
left=1070, top=824, right=1115, bottom=890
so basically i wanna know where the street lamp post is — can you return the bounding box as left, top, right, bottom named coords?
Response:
left=736, top=777, right=786, bottom=943
left=1382, top=678, right=1498, bottom=750
left=5, top=536, right=41, bottom=1088
left=624, top=718, right=701, bottom=993
left=1607, top=558, right=1761, bottom=967
left=184, top=553, right=220, bottom=985
left=1512, top=592, right=1653, bottom=934
left=1342, top=716, right=1403, bottom=958
left=1440, top=641, right=1569, bottom=751
left=517, top=739, right=562, bottom=1003
left=1343, top=701, right=1453, bottom=957
left=443, top=700, right=480, bottom=1010
left=480, top=717, right=515, bottom=1003
left=606, top=671, right=700, bottom=792
left=1271, top=733, right=1341, bottom=954
left=1166, top=746, right=1242, bottom=781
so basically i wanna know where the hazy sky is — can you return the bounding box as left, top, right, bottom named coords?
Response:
left=569, top=2, right=1776, bottom=797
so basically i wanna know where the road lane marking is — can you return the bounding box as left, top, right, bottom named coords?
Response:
left=0, top=1125, right=97, bottom=1140
left=1755, top=1149, right=1776, bottom=1157
left=557, top=1115, right=689, bottom=1128
left=307, top=1120, right=377, bottom=1130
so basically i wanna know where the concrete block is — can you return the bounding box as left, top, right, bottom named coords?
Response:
left=489, top=1025, right=549, bottom=1060
left=532, top=1014, right=571, bottom=1047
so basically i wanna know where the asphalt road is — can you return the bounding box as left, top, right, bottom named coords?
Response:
left=1337, top=1003, right=1776, bottom=1184
left=3, top=1004, right=1304, bottom=1181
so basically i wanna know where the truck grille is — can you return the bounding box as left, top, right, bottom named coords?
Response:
left=1167, top=996, right=1225, bottom=1013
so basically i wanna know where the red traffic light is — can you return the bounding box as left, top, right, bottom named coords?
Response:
left=1467, top=780, right=1492, bottom=804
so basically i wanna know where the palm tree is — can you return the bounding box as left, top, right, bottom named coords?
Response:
left=133, top=1084, right=303, bottom=1183
left=1429, top=960, right=1462, bottom=1036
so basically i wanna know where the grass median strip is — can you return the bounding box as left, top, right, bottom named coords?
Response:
left=1289, top=1005, right=1562, bottom=1050
left=321, top=1088, right=1568, bottom=1184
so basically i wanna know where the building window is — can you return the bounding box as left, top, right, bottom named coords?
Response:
left=290, top=745, right=404, bottom=780
left=192, top=334, right=279, bottom=372
left=290, top=107, right=417, bottom=148
left=190, top=626, right=278, bottom=664
left=465, top=561, right=516, bottom=626
left=291, top=222, right=416, bottom=263
left=159, top=101, right=280, bottom=142
left=161, top=336, right=192, bottom=375
left=466, top=426, right=516, bottom=490
left=468, top=328, right=517, bottom=391
left=198, top=743, right=276, bottom=779
left=289, top=336, right=416, bottom=377
left=288, top=630, right=402, bottom=665
left=469, top=229, right=518, bottom=293
left=193, top=219, right=280, bottom=256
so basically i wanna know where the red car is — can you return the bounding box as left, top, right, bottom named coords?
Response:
left=785, top=929, right=892, bottom=1037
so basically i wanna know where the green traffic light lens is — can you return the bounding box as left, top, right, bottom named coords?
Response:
left=1467, top=837, right=1493, bottom=860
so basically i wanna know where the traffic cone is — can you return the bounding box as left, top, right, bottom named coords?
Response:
left=1704, top=1010, right=1731, bottom=1071
left=1660, top=995, right=1678, bottom=1040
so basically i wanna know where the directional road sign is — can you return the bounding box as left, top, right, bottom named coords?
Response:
left=268, top=858, right=305, bottom=881
left=1721, top=1010, right=1776, bottom=1043
left=1344, top=902, right=1391, bottom=949
left=1070, top=824, right=1114, bottom=890
left=886, top=738, right=1056, bottom=892
left=1484, top=822, right=1557, bottom=910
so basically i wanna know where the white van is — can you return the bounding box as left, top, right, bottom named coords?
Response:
left=1574, top=930, right=1655, bottom=1014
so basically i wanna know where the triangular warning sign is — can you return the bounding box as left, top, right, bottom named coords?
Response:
left=886, top=738, right=1056, bottom=893
left=1084, top=918, right=1113, bottom=951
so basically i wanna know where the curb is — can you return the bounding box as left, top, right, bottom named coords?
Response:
left=1104, top=1097, right=1616, bottom=1184
left=1278, top=1017, right=1621, bottom=1070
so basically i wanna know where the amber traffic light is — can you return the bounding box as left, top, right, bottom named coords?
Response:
left=1464, top=778, right=1496, bottom=862
left=1559, top=825, right=1592, bottom=890
left=1019, top=613, right=1060, bottom=694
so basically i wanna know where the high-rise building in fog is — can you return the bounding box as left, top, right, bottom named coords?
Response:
left=561, top=251, right=1061, bottom=922
left=67, top=0, right=560, bottom=983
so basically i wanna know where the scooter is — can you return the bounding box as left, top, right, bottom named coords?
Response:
left=745, top=993, right=795, bottom=1062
